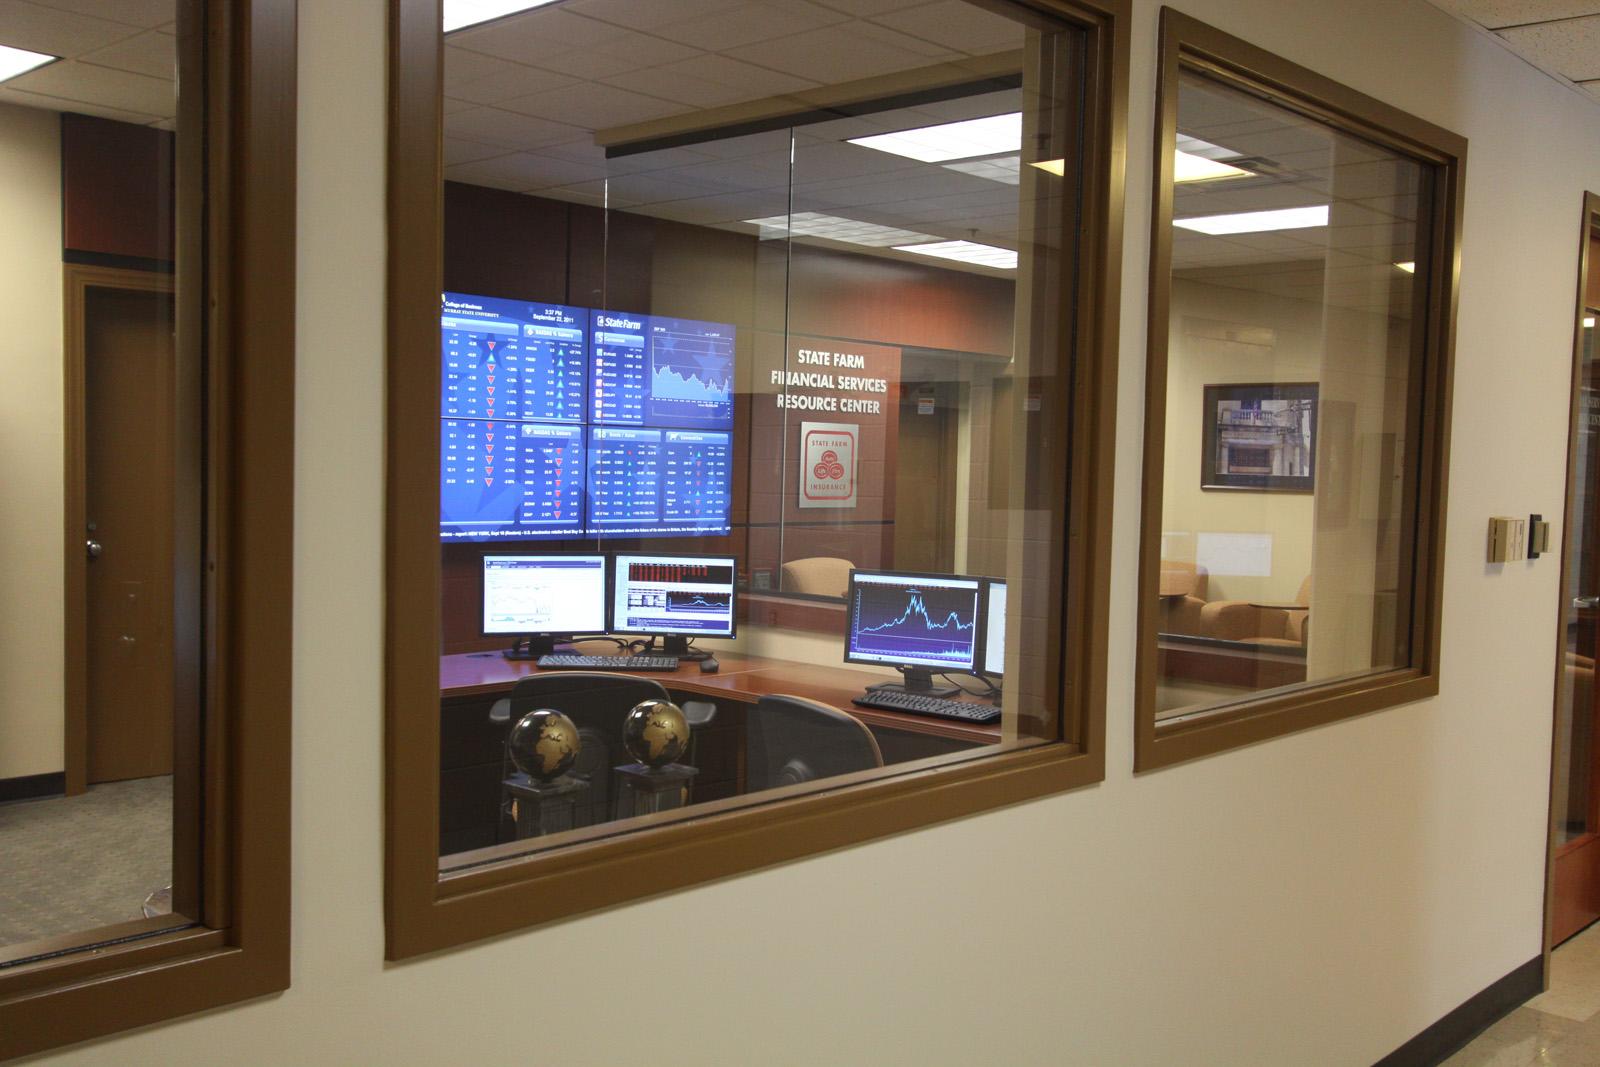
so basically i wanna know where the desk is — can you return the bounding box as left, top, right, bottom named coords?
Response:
left=438, top=651, right=1002, bottom=855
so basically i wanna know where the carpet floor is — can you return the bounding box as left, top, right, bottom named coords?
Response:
left=0, top=776, right=172, bottom=950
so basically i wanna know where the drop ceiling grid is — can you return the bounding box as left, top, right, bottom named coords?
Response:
left=0, top=0, right=176, bottom=123
left=1428, top=0, right=1600, bottom=99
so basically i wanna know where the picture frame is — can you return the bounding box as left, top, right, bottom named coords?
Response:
left=1201, top=382, right=1319, bottom=492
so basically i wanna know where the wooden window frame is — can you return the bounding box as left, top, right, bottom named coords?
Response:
left=0, top=0, right=295, bottom=1058
left=384, top=0, right=1128, bottom=959
left=1134, top=8, right=1465, bottom=772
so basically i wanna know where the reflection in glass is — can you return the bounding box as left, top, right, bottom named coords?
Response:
left=1153, top=69, right=1428, bottom=724
left=0, top=3, right=189, bottom=954
left=435, top=0, right=1080, bottom=865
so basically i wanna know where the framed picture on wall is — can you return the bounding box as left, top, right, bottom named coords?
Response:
left=1201, top=382, right=1319, bottom=492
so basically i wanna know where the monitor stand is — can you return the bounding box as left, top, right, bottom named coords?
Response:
left=865, top=667, right=957, bottom=699
left=503, top=635, right=563, bottom=661
left=649, top=635, right=710, bottom=662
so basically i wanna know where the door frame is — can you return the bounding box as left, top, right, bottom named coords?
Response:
left=62, top=262, right=177, bottom=796
left=1545, top=192, right=1600, bottom=971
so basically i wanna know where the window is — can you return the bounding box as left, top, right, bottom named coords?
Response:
left=0, top=1, right=293, bottom=1058
left=386, top=0, right=1125, bottom=957
left=1134, top=10, right=1463, bottom=770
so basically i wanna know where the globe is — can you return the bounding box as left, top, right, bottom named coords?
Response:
left=506, top=708, right=580, bottom=782
left=622, top=700, right=689, bottom=768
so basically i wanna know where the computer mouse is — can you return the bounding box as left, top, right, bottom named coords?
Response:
left=699, top=656, right=720, bottom=673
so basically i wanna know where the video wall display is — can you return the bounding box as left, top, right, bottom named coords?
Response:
left=440, top=292, right=735, bottom=542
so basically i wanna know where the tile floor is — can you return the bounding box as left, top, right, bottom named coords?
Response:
left=1447, top=923, right=1600, bottom=1065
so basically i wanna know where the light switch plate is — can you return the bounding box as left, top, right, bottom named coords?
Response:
left=1488, top=516, right=1527, bottom=563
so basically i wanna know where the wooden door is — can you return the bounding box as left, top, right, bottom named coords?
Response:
left=80, top=283, right=176, bottom=783
left=892, top=383, right=958, bottom=573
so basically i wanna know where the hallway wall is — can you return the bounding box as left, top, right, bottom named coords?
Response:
left=29, top=0, right=1596, bottom=1062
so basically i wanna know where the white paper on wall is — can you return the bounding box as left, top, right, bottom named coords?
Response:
left=1196, top=531, right=1273, bottom=577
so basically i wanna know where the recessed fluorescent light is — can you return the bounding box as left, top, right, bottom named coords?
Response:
left=0, top=44, right=57, bottom=84
left=443, top=0, right=562, bottom=33
left=849, top=112, right=1022, bottom=163
left=1174, top=205, right=1329, bottom=236
left=1173, top=150, right=1249, bottom=183
left=894, top=240, right=1018, bottom=270
left=1394, top=261, right=1416, bottom=273
left=1586, top=317, right=1596, bottom=329
left=744, top=211, right=938, bottom=248
left=1031, top=158, right=1066, bottom=177
left=943, top=155, right=1020, bottom=185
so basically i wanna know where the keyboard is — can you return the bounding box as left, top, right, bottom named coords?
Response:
left=852, top=690, right=1001, bottom=724
left=536, top=654, right=681, bottom=672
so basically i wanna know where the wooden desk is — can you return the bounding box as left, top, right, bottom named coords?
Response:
left=438, top=651, right=1002, bottom=855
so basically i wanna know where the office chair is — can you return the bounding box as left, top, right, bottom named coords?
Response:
left=779, top=556, right=855, bottom=598
left=746, top=694, right=883, bottom=791
left=490, top=673, right=716, bottom=837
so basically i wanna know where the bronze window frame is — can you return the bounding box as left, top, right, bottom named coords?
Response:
left=384, top=0, right=1128, bottom=959
left=1134, top=8, right=1465, bottom=772
left=0, top=0, right=296, bottom=1059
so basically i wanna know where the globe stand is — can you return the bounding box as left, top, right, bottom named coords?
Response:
left=503, top=772, right=590, bottom=840
left=611, top=762, right=697, bottom=820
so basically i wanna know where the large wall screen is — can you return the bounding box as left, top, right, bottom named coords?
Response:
left=440, top=292, right=734, bottom=542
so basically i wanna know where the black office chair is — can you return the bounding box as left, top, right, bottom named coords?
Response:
left=746, top=694, right=883, bottom=792
left=489, top=673, right=717, bottom=837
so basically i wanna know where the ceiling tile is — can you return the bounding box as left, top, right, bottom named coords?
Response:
left=1431, top=0, right=1600, bottom=27
left=652, top=1, right=849, bottom=50
left=725, top=22, right=956, bottom=82
left=563, top=0, right=750, bottom=30
left=0, top=84, right=159, bottom=124
left=25, top=0, right=173, bottom=28
left=0, top=0, right=144, bottom=56
left=77, top=30, right=174, bottom=79
left=869, top=0, right=1022, bottom=55
left=8, top=58, right=173, bottom=115
left=1497, top=14, right=1600, bottom=78
left=447, top=151, right=610, bottom=192
left=497, top=81, right=689, bottom=129
left=811, top=0, right=929, bottom=13
left=444, top=137, right=508, bottom=165
left=447, top=7, right=616, bottom=62
left=447, top=60, right=576, bottom=105
left=447, top=106, right=587, bottom=148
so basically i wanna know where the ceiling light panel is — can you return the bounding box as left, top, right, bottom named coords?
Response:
left=0, top=44, right=57, bottom=84
left=443, top=0, right=563, bottom=33
left=848, top=112, right=1022, bottom=163
left=895, top=240, right=1018, bottom=270
left=1174, top=205, right=1329, bottom=235
left=744, top=211, right=938, bottom=247
left=1173, top=150, right=1249, bottom=183
left=943, top=155, right=1020, bottom=185
left=1394, top=261, right=1416, bottom=273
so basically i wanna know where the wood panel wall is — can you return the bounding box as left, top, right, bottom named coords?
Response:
left=61, top=113, right=174, bottom=265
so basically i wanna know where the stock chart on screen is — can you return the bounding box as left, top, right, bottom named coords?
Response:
left=439, top=293, right=734, bottom=542
left=846, top=573, right=981, bottom=671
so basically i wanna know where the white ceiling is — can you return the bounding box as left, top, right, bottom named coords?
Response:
left=1428, top=0, right=1600, bottom=98
left=0, top=0, right=175, bottom=126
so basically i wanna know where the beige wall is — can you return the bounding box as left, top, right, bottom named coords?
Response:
left=28, top=0, right=1599, bottom=1062
left=0, top=103, right=62, bottom=781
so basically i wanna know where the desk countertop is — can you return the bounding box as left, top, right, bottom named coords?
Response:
left=439, top=650, right=1002, bottom=745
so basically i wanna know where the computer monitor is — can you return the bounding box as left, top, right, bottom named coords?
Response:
left=611, top=553, right=736, bottom=656
left=482, top=554, right=607, bottom=658
left=845, top=570, right=981, bottom=695
left=980, top=578, right=1007, bottom=678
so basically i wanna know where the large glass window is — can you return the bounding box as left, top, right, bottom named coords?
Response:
left=387, top=0, right=1123, bottom=952
left=1136, top=13, right=1462, bottom=768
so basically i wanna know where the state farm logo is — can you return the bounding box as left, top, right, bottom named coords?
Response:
left=813, top=449, right=846, bottom=483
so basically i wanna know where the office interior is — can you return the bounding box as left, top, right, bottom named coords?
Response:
left=7, top=0, right=1600, bottom=1063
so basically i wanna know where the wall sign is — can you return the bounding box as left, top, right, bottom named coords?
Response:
left=799, top=421, right=858, bottom=509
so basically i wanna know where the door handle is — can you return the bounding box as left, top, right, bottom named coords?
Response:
left=1574, top=595, right=1600, bottom=610
left=86, top=538, right=102, bottom=560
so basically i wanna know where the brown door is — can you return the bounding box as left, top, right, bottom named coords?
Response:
left=81, top=284, right=176, bottom=784
left=893, top=383, right=958, bottom=573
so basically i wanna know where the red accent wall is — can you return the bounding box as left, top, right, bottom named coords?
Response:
left=61, top=113, right=175, bottom=263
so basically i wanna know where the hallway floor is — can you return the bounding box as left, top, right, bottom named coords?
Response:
left=1448, top=923, right=1600, bottom=1065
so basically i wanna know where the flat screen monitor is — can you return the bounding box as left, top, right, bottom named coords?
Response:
left=482, top=554, right=607, bottom=637
left=438, top=292, right=735, bottom=543
left=611, top=554, right=737, bottom=645
left=980, top=578, right=1006, bottom=677
left=844, top=570, right=981, bottom=675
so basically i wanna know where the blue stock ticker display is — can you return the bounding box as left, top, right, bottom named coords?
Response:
left=846, top=572, right=981, bottom=672
left=440, top=293, right=734, bottom=542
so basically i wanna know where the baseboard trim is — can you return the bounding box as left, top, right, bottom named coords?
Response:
left=0, top=772, right=66, bottom=803
left=1374, top=955, right=1544, bottom=1067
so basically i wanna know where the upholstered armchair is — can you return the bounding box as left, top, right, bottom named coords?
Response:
left=1157, top=559, right=1210, bottom=637
left=1201, top=576, right=1311, bottom=646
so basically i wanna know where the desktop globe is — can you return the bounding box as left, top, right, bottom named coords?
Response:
left=506, top=708, right=580, bottom=782
left=622, top=700, right=689, bottom=768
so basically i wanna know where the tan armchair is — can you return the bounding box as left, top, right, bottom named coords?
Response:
left=1202, top=576, right=1311, bottom=646
left=1157, top=560, right=1210, bottom=638
left=780, top=556, right=855, bottom=598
